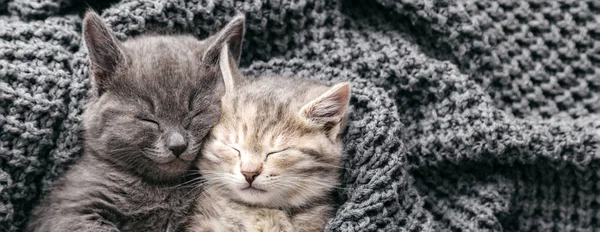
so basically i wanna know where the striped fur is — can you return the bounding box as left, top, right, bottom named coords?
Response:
left=189, top=76, right=351, bottom=232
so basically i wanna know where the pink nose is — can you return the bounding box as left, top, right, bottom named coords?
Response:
left=241, top=171, right=260, bottom=184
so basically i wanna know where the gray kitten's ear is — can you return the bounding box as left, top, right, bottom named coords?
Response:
left=82, top=11, right=126, bottom=95
left=299, top=82, right=351, bottom=133
left=202, top=13, right=245, bottom=65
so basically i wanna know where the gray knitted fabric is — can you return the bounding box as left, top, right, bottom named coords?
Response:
left=1, top=0, right=600, bottom=231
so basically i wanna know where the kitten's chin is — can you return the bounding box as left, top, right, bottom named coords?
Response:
left=231, top=188, right=295, bottom=208
left=231, top=184, right=330, bottom=209
left=240, top=186, right=268, bottom=194
left=153, top=159, right=193, bottom=178
left=233, top=190, right=275, bottom=206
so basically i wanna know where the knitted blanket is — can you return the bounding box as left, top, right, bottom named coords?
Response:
left=1, top=0, right=600, bottom=231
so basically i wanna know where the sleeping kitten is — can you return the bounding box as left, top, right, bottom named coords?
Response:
left=27, top=11, right=245, bottom=232
left=188, top=45, right=351, bottom=232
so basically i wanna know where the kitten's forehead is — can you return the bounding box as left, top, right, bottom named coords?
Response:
left=237, top=77, right=328, bottom=109
left=122, top=35, right=209, bottom=85
left=220, top=77, right=331, bottom=149
left=109, top=35, right=220, bottom=112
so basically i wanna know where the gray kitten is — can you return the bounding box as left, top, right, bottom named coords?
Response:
left=188, top=45, right=351, bottom=232
left=26, top=11, right=245, bottom=232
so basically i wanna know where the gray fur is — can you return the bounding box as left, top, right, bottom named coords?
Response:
left=26, top=11, right=245, bottom=232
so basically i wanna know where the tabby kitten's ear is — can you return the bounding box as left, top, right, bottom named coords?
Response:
left=300, top=82, right=351, bottom=137
left=82, top=11, right=126, bottom=96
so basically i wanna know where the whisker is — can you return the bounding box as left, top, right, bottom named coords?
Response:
left=165, top=177, right=206, bottom=190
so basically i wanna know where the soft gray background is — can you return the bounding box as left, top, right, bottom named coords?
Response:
left=1, top=0, right=600, bottom=231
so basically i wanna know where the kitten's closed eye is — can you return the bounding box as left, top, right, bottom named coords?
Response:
left=186, top=111, right=207, bottom=128
left=136, top=116, right=160, bottom=129
left=266, top=148, right=290, bottom=158
left=225, top=146, right=291, bottom=159
left=228, top=146, right=241, bottom=158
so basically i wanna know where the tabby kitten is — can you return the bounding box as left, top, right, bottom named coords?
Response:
left=27, top=12, right=245, bottom=232
left=188, top=45, right=351, bottom=232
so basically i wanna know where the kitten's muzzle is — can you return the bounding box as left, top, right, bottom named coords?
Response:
left=241, top=171, right=260, bottom=184
left=166, top=131, right=188, bottom=157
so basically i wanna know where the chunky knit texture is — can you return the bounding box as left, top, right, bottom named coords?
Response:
left=1, top=0, right=600, bottom=231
